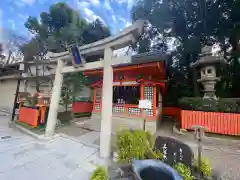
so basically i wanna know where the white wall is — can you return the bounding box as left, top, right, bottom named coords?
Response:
left=0, top=79, right=21, bottom=112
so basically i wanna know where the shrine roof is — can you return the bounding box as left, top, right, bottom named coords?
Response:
left=84, top=51, right=167, bottom=79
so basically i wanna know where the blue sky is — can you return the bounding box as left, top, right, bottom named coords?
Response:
left=0, top=0, right=133, bottom=38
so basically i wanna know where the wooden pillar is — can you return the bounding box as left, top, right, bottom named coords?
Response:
left=140, top=83, right=144, bottom=114
left=100, top=86, right=102, bottom=112
left=156, top=87, right=163, bottom=128
left=153, top=86, right=157, bottom=118
left=93, top=87, right=96, bottom=112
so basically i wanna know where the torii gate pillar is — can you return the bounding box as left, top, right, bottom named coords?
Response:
left=45, top=59, right=64, bottom=137
left=100, top=47, right=113, bottom=157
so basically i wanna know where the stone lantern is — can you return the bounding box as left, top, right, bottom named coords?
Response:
left=191, top=45, right=226, bottom=99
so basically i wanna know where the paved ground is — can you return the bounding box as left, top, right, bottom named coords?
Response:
left=1, top=112, right=240, bottom=180
left=0, top=115, right=104, bottom=180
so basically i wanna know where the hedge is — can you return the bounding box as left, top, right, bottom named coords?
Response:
left=179, top=97, right=240, bottom=113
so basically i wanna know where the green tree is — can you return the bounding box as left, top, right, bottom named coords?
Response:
left=24, top=2, right=88, bottom=52
left=132, top=0, right=240, bottom=100
left=21, top=2, right=111, bottom=106
left=19, top=36, right=48, bottom=92
left=24, top=2, right=110, bottom=53
left=60, top=72, right=88, bottom=112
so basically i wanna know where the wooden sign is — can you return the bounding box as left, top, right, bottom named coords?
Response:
left=70, top=46, right=85, bottom=67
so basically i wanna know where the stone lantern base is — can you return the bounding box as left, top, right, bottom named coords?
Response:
left=197, top=77, right=220, bottom=100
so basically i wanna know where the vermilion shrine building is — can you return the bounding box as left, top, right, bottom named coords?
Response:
left=83, top=52, right=167, bottom=133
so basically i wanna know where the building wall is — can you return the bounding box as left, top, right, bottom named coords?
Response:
left=0, top=61, right=92, bottom=113
left=0, top=79, right=21, bottom=112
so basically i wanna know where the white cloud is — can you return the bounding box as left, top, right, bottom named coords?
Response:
left=118, top=16, right=131, bottom=27
left=14, top=1, right=25, bottom=7
left=18, top=14, right=28, bottom=21
left=118, top=16, right=132, bottom=29
left=20, top=0, right=36, bottom=5
left=125, top=21, right=131, bottom=27
left=113, top=47, right=136, bottom=57
left=112, top=15, right=117, bottom=23
left=88, top=0, right=100, bottom=6
left=83, top=8, right=106, bottom=25
left=13, top=0, right=36, bottom=6
left=77, top=0, right=100, bottom=7
left=76, top=0, right=90, bottom=8
left=104, top=0, right=112, bottom=10
left=7, top=19, right=16, bottom=30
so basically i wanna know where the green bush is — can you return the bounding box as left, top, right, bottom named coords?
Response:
left=115, top=129, right=163, bottom=164
left=174, top=163, right=193, bottom=180
left=90, top=166, right=108, bottom=180
left=193, top=158, right=212, bottom=179
left=179, top=97, right=240, bottom=113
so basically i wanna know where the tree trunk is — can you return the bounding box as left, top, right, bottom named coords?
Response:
left=65, top=103, right=68, bottom=112
left=6, top=51, right=12, bottom=64
left=24, top=80, right=28, bottom=92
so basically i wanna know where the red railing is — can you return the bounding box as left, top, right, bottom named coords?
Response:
left=181, top=110, right=240, bottom=136
left=93, top=103, right=156, bottom=120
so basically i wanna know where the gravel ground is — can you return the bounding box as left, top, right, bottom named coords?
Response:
left=155, top=120, right=240, bottom=180
left=201, top=148, right=240, bottom=180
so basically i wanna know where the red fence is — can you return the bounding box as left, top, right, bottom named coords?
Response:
left=162, top=107, right=181, bottom=121
left=181, top=110, right=240, bottom=136
left=72, top=102, right=93, bottom=113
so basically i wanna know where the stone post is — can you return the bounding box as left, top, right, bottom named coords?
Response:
left=45, top=59, right=64, bottom=137
left=100, top=47, right=113, bottom=158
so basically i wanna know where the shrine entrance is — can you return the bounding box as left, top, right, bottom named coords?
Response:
left=113, top=86, right=140, bottom=105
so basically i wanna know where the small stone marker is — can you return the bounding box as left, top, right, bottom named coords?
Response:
left=191, top=125, right=209, bottom=180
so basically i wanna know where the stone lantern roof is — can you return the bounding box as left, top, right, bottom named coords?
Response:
left=190, top=45, right=226, bottom=68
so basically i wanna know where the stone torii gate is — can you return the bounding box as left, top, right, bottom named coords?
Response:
left=45, top=20, right=145, bottom=158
